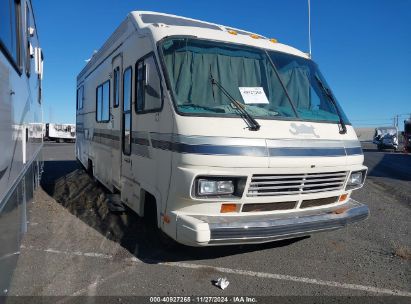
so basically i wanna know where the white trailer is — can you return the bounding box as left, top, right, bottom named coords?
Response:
left=44, top=123, right=76, bottom=142
left=0, top=0, right=43, bottom=293
left=76, top=11, right=369, bottom=246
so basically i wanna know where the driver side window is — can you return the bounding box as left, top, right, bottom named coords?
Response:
left=135, top=54, right=162, bottom=113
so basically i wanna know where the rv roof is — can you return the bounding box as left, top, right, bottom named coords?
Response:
left=78, top=11, right=308, bottom=82
left=135, top=11, right=265, bottom=38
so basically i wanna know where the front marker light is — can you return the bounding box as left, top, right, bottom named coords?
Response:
left=346, top=170, right=366, bottom=190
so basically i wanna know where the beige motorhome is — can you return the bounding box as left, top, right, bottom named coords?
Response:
left=76, top=11, right=369, bottom=246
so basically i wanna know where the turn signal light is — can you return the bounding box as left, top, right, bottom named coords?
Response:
left=220, top=204, right=238, bottom=213
left=163, top=214, right=170, bottom=224
left=228, top=30, right=238, bottom=35
left=339, top=193, right=348, bottom=202
left=269, top=38, right=278, bottom=43
left=250, top=34, right=260, bottom=39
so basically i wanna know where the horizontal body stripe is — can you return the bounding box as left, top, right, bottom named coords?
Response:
left=150, top=134, right=362, bottom=157
left=345, top=147, right=363, bottom=155
left=269, top=147, right=346, bottom=157
left=93, top=132, right=120, bottom=142
left=151, top=140, right=267, bottom=156
left=132, top=143, right=150, bottom=158
left=81, top=130, right=363, bottom=157
left=132, top=137, right=150, bottom=146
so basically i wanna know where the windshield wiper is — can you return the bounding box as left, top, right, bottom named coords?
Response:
left=209, top=72, right=261, bottom=131
left=314, top=75, right=347, bottom=134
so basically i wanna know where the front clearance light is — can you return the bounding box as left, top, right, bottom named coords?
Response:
left=345, top=170, right=367, bottom=190
left=198, top=179, right=234, bottom=196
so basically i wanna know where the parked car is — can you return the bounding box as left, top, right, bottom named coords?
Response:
left=373, top=127, right=398, bottom=151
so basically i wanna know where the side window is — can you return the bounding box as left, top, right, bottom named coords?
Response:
left=122, top=67, right=132, bottom=155
left=25, top=3, right=31, bottom=76
left=135, top=55, right=162, bottom=113
left=76, top=85, right=84, bottom=110
left=113, top=66, right=120, bottom=107
left=96, top=81, right=110, bottom=122
left=0, top=0, right=22, bottom=69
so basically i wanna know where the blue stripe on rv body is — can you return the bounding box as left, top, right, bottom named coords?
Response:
left=345, top=147, right=363, bottom=155
left=147, top=133, right=364, bottom=157
left=268, top=147, right=346, bottom=157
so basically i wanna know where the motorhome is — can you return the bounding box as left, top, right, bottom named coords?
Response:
left=0, top=0, right=43, bottom=293
left=76, top=11, right=369, bottom=246
left=44, top=123, right=76, bottom=142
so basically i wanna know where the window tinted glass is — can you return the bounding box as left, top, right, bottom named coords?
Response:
left=0, top=1, right=12, bottom=51
left=113, top=67, right=120, bottom=107
left=25, top=4, right=31, bottom=75
left=123, top=113, right=131, bottom=155
left=77, top=86, right=83, bottom=110
left=102, top=81, right=110, bottom=121
left=136, top=62, right=145, bottom=112
left=144, top=56, right=161, bottom=111
left=269, top=51, right=349, bottom=123
left=123, top=68, right=131, bottom=111
left=96, top=86, right=102, bottom=121
left=161, top=38, right=295, bottom=118
left=0, top=0, right=19, bottom=63
left=96, top=81, right=110, bottom=122
left=122, top=67, right=132, bottom=155
left=136, top=56, right=162, bottom=113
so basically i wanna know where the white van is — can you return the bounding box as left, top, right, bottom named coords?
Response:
left=76, top=11, right=369, bottom=246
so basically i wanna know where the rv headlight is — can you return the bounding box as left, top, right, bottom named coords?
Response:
left=195, top=177, right=246, bottom=197
left=345, top=170, right=367, bottom=190
left=198, top=179, right=234, bottom=196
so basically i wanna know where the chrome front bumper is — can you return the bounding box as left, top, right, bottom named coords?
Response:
left=175, top=199, right=369, bottom=246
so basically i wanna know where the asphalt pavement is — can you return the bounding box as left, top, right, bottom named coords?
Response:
left=6, top=142, right=411, bottom=302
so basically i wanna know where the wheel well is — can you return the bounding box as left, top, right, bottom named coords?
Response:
left=87, top=159, right=93, bottom=175
left=143, top=190, right=158, bottom=228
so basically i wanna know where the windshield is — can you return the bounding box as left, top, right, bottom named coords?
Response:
left=160, top=37, right=349, bottom=124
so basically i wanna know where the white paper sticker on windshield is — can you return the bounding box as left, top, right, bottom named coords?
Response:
left=239, top=87, right=269, bottom=104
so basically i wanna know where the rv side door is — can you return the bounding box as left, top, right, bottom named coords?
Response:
left=111, top=54, right=123, bottom=189
left=122, top=66, right=133, bottom=164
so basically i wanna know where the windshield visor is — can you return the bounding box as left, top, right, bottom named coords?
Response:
left=160, top=38, right=349, bottom=124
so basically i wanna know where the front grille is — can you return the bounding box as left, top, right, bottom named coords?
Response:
left=247, top=171, right=348, bottom=197
left=300, top=196, right=338, bottom=208
left=242, top=201, right=296, bottom=212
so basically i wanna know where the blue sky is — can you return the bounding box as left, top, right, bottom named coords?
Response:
left=34, top=0, right=411, bottom=128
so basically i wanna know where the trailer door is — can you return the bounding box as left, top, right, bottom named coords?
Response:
left=111, top=54, right=122, bottom=189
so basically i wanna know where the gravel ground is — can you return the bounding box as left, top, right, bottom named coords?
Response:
left=6, top=142, right=411, bottom=302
